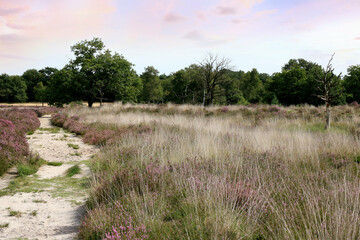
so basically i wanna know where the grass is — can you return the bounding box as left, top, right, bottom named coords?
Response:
left=17, top=156, right=46, bottom=177
left=66, top=165, right=81, bottom=177
left=47, top=161, right=63, bottom=166
left=0, top=223, right=9, bottom=228
left=30, top=210, right=37, bottom=216
left=60, top=103, right=360, bottom=239
left=8, top=209, right=22, bottom=217
left=70, top=152, right=82, bottom=156
left=32, top=199, right=47, bottom=203
left=38, top=127, right=61, bottom=133
left=67, top=143, right=80, bottom=150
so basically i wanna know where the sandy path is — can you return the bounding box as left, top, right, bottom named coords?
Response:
left=0, top=116, right=99, bottom=240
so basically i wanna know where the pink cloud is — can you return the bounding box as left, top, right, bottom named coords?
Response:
left=163, top=13, right=186, bottom=23
left=0, top=7, right=28, bottom=16
left=216, top=6, right=237, bottom=15
left=355, top=37, right=360, bottom=40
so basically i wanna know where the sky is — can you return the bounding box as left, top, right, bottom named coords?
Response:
left=0, top=0, right=360, bottom=76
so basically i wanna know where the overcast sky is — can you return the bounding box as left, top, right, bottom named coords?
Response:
left=0, top=0, right=359, bottom=76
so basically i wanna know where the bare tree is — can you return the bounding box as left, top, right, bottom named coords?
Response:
left=316, top=53, right=343, bottom=129
left=199, top=53, right=232, bottom=106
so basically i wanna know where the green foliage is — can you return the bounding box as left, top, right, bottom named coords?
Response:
left=67, top=143, right=79, bottom=149
left=141, top=66, right=163, bottom=103
left=47, top=161, right=63, bottom=166
left=33, top=82, right=47, bottom=105
left=0, top=74, right=27, bottom=102
left=66, top=165, right=81, bottom=177
left=22, top=69, right=42, bottom=102
left=17, top=164, right=38, bottom=177
left=69, top=37, right=142, bottom=106
left=344, top=65, right=360, bottom=103
left=46, top=68, right=78, bottom=107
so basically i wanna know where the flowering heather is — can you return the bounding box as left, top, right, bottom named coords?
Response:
left=0, top=108, right=40, bottom=176
left=79, top=201, right=148, bottom=240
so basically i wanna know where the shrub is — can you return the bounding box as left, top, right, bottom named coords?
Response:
left=79, top=201, right=148, bottom=240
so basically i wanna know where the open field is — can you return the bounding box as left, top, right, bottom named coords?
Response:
left=53, top=103, right=360, bottom=239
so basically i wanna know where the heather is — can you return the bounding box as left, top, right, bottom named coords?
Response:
left=0, top=107, right=57, bottom=176
left=60, top=103, right=360, bottom=239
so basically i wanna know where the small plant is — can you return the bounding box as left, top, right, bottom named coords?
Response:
left=38, top=127, right=61, bottom=133
left=66, top=165, right=81, bottom=177
left=33, top=199, right=47, bottom=203
left=47, top=161, right=63, bottom=166
left=68, top=143, right=80, bottom=150
left=0, top=223, right=9, bottom=228
left=17, top=164, right=38, bottom=177
left=8, top=209, right=22, bottom=217
left=71, top=152, right=82, bottom=156
left=30, top=210, right=37, bottom=216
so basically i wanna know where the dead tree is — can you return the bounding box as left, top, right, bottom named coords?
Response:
left=316, top=53, right=343, bottom=130
left=199, top=53, right=232, bottom=106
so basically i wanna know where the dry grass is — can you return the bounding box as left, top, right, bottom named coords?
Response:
left=65, top=103, right=360, bottom=239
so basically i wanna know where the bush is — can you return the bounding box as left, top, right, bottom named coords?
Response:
left=0, top=109, right=41, bottom=176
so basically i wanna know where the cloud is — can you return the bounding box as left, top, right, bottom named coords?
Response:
left=214, top=0, right=264, bottom=16
left=355, top=37, right=360, bottom=40
left=183, top=30, right=232, bottom=46
left=0, top=7, right=28, bottom=16
left=163, top=13, right=186, bottom=23
left=216, top=6, right=237, bottom=15
left=183, top=30, right=204, bottom=41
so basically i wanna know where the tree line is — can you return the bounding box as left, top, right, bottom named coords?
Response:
left=1, top=38, right=359, bottom=107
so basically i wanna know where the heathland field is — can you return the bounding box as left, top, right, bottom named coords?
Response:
left=1, top=103, right=360, bottom=239
left=59, top=103, right=360, bottom=239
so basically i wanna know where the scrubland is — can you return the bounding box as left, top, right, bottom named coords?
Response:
left=56, top=103, right=359, bottom=239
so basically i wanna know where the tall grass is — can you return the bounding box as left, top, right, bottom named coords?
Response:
left=61, top=103, right=360, bottom=239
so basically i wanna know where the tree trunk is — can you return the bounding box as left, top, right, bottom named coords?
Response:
left=88, top=101, right=94, bottom=108
left=325, top=102, right=331, bottom=130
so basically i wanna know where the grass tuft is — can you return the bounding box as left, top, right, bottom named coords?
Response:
left=47, top=161, right=63, bottom=166
left=66, top=165, right=81, bottom=177
left=67, top=143, right=80, bottom=150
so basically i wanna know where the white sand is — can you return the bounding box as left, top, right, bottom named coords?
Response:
left=0, top=115, right=99, bottom=239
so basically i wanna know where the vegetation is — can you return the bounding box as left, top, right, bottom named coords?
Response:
left=0, top=107, right=58, bottom=176
left=51, top=103, right=360, bottom=239
left=66, top=165, right=81, bottom=177
left=0, top=38, right=359, bottom=112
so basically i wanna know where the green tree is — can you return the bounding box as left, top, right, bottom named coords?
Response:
left=242, top=69, right=264, bottom=103
left=70, top=38, right=140, bottom=106
left=268, top=59, right=324, bottom=106
left=141, top=66, right=163, bottom=103
left=344, top=65, right=360, bottom=103
left=0, top=74, right=27, bottom=102
left=46, top=68, right=78, bottom=107
left=22, top=69, right=42, bottom=102
left=33, top=82, right=47, bottom=106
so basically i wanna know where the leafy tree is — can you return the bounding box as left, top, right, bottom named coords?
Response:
left=199, top=54, right=232, bottom=106
left=141, top=66, right=163, bottom=103
left=268, top=59, right=324, bottom=106
left=46, top=68, right=78, bottom=107
left=70, top=38, right=140, bottom=106
left=315, top=53, right=344, bottom=129
left=242, top=69, right=264, bottom=103
left=22, top=69, right=42, bottom=102
left=39, top=67, right=58, bottom=86
left=344, top=65, right=360, bottom=103
left=33, top=82, right=47, bottom=106
left=0, top=74, right=27, bottom=102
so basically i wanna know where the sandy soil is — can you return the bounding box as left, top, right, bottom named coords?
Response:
left=0, top=116, right=99, bottom=240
